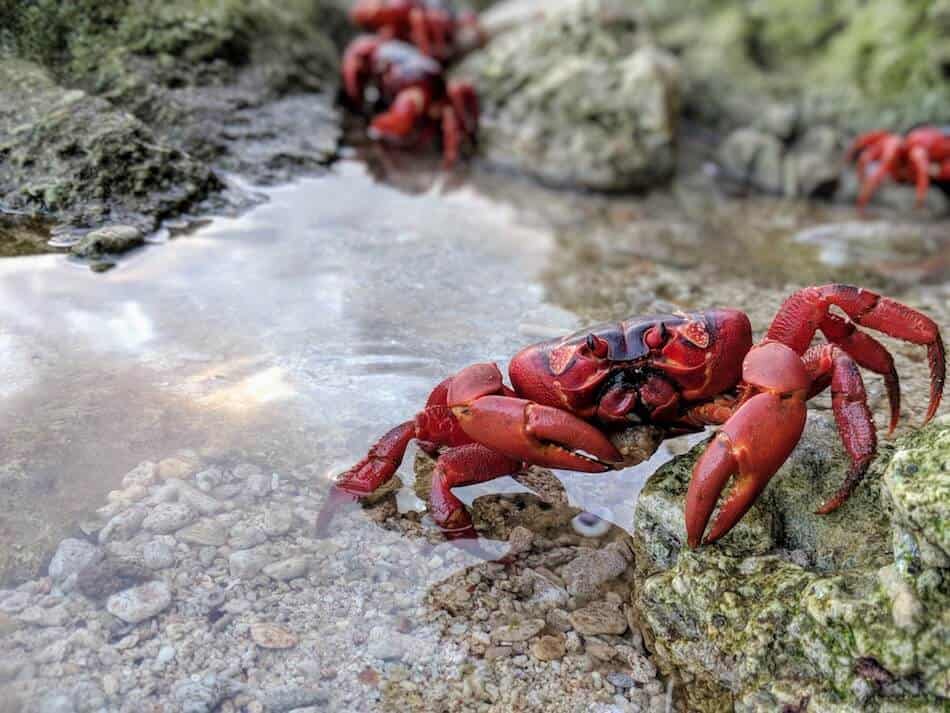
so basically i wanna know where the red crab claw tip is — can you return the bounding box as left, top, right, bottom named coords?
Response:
left=686, top=392, right=807, bottom=547
left=524, top=402, right=623, bottom=465
left=455, top=395, right=622, bottom=472
left=926, top=338, right=945, bottom=424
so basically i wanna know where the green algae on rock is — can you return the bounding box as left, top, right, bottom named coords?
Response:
left=631, top=415, right=950, bottom=711
left=642, top=0, right=950, bottom=134
left=457, top=0, right=680, bottom=191
left=0, top=0, right=348, bottom=239
left=0, top=60, right=219, bottom=234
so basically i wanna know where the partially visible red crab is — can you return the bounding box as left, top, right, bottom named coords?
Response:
left=847, top=125, right=950, bottom=211
left=343, top=35, right=479, bottom=166
left=350, top=0, right=485, bottom=62
left=316, top=285, right=944, bottom=549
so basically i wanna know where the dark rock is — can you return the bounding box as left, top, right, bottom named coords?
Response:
left=75, top=557, right=152, bottom=601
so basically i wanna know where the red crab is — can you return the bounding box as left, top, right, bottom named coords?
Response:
left=316, top=285, right=944, bottom=548
left=350, top=0, right=485, bottom=62
left=847, top=125, right=950, bottom=210
left=343, top=35, right=479, bottom=166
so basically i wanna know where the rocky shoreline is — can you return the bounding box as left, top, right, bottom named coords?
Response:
left=1, top=414, right=946, bottom=712
left=0, top=0, right=350, bottom=250
left=2, top=0, right=949, bottom=259
left=0, top=451, right=672, bottom=713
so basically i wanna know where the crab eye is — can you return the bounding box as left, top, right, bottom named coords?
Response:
left=681, top=321, right=710, bottom=348
left=585, top=334, right=609, bottom=358
left=644, top=324, right=667, bottom=349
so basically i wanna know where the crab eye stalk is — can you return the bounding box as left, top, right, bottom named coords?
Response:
left=644, top=324, right=667, bottom=349
left=586, top=334, right=610, bottom=358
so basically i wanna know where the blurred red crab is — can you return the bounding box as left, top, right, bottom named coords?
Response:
left=350, top=0, right=485, bottom=62
left=847, top=125, right=950, bottom=210
left=343, top=34, right=479, bottom=166
left=316, top=284, right=944, bottom=548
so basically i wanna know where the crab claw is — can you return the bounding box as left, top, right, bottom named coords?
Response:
left=685, top=391, right=807, bottom=547
left=452, top=394, right=623, bottom=471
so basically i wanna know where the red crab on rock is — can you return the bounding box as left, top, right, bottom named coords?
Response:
left=350, top=0, right=485, bottom=62
left=847, top=125, right=950, bottom=210
left=343, top=35, right=479, bottom=166
left=316, top=285, right=944, bottom=549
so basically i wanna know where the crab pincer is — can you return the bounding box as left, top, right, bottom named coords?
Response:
left=685, top=285, right=945, bottom=547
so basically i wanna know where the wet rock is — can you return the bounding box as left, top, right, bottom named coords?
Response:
left=459, top=0, right=680, bottom=191
left=530, top=633, right=567, bottom=662
left=121, top=461, right=158, bottom=489
left=256, top=686, right=329, bottom=712
left=229, top=548, right=274, bottom=579
left=158, top=456, right=200, bottom=481
left=250, top=623, right=298, bottom=650
left=175, top=481, right=222, bottom=516
left=881, top=419, right=950, bottom=568
left=195, top=466, right=225, bottom=493
left=229, top=522, right=269, bottom=550
left=177, top=520, right=228, bottom=547
left=367, top=627, right=408, bottom=661
left=1, top=0, right=349, bottom=233
left=717, top=128, right=784, bottom=194
left=262, top=507, right=294, bottom=537
left=631, top=416, right=950, bottom=711
left=17, top=604, right=69, bottom=628
left=142, top=537, right=177, bottom=570
left=262, top=556, right=310, bottom=581
left=98, top=506, right=147, bottom=544
left=75, top=557, right=151, bottom=600
left=606, top=672, right=636, bottom=690
left=36, top=693, right=74, bottom=713
left=490, top=618, right=545, bottom=643
left=560, top=540, right=632, bottom=596
left=106, top=581, right=172, bottom=624
left=70, top=225, right=143, bottom=258
left=143, top=503, right=197, bottom=534
left=787, top=125, right=843, bottom=198
left=48, top=539, right=103, bottom=585
left=0, top=61, right=219, bottom=234
left=173, top=676, right=236, bottom=713
left=568, top=600, right=627, bottom=636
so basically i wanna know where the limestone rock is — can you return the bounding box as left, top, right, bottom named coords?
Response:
left=458, top=0, right=680, bottom=191
left=631, top=415, right=950, bottom=711
left=106, top=581, right=172, bottom=624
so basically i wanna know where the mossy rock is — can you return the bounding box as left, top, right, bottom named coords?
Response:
left=642, top=0, right=950, bottom=133
left=457, top=0, right=680, bottom=191
left=0, top=0, right=347, bottom=232
left=631, top=415, right=949, bottom=711
left=0, top=59, right=219, bottom=232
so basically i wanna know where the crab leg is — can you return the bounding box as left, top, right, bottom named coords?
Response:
left=802, top=345, right=876, bottom=514
left=685, top=342, right=809, bottom=547
left=856, top=134, right=902, bottom=210
left=428, top=444, right=521, bottom=537
left=908, top=145, right=932, bottom=207
left=441, top=105, right=461, bottom=168
left=315, top=384, right=472, bottom=537
left=767, top=284, right=945, bottom=422
left=846, top=130, right=891, bottom=162
left=818, top=312, right=900, bottom=433
left=369, top=87, right=427, bottom=141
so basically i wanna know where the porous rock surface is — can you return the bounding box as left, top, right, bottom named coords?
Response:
left=457, top=0, right=680, bottom=191
left=630, top=414, right=950, bottom=712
